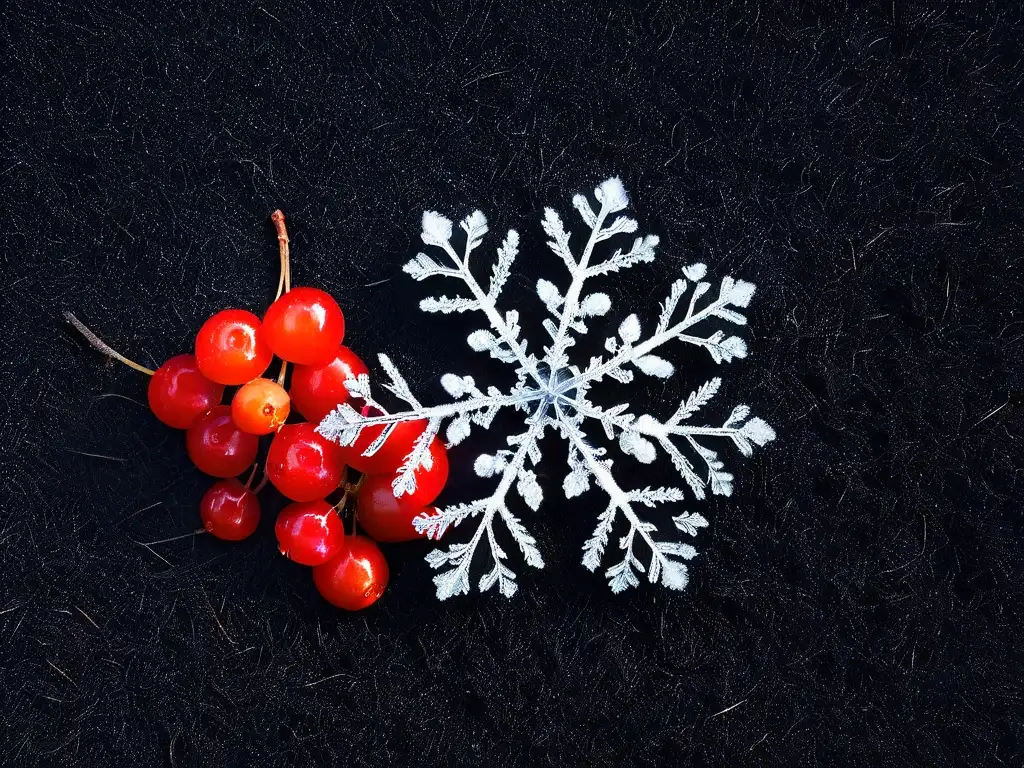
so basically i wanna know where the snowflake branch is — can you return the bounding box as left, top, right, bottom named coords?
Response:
left=565, top=274, right=756, bottom=391
left=546, top=178, right=632, bottom=366
left=556, top=402, right=693, bottom=592
left=318, top=389, right=545, bottom=449
left=561, top=390, right=774, bottom=500
left=411, top=211, right=544, bottom=386
left=415, top=405, right=548, bottom=600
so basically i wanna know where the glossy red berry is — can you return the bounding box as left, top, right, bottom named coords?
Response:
left=289, top=344, right=369, bottom=424
left=186, top=405, right=260, bottom=478
left=262, top=287, right=345, bottom=366
left=312, top=535, right=389, bottom=610
left=199, top=478, right=261, bottom=541
left=195, top=309, right=273, bottom=385
left=275, top=500, right=344, bottom=566
left=357, top=474, right=436, bottom=543
left=266, top=422, right=347, bottom=502
left=342, top=412, right=429, bottom=475
left=147, top=354, right=225, bottom=429
left=231, top=378, right=290, bottom=435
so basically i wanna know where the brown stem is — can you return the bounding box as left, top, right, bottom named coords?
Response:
left=276, top=359, right=289, bottom=388
left=64, top=312, right=155, bottom=376
left=252, top=466, right=270, bottom=494
left=271, top=210, right=291, bottom=299
left=244, top=463, right=259, bottom=490
left=351, top=474, right=366, bottom=496
left=333, top=490, right=349, bottom=513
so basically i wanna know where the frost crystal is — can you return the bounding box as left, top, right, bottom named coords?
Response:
left=319, top=178, right=775, bottom=600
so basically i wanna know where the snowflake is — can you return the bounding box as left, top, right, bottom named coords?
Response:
left=319, top=178, right=775, bottom=599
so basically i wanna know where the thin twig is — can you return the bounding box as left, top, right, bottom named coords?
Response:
left=303, top=672, right=354, bottom=687
left=271, top=210, right=290, bottom=298
left=244, top=463, right=258, bottom=490
left=141, top=528, right=206, bottom=546
left=47, top=660, right=75, bottom=685
left=131, top=539, right=172, bottom=566
left=74, top=606, right=101, bottom=630
left=67, top=449, right=126, bottom=462
left=199, top=586, right=236, bottom=645
left=252, top=461, right=270, bottom=494
left=63, top=312, right=155, bottom=375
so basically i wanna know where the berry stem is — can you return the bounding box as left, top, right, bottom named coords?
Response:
left=335, top=474, right=365, bottom=514
left=271, top=210, right=291, bottom=299
left=351, top=474, right=366, bottom=496
left=334, top=490, right=350, bottom=513
left=244, top=463, right=259, bottom=490
left=276, top=359, right=289, bottom=388
left=64, top=311, right=156, bottom=376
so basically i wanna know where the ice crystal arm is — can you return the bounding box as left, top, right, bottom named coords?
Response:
left=413, top=405, right=548, bottom=600
left=561, top=376, right=774, bottom=500
left=317, top=357, right=545, bottom=499
left=567, top=268, right=757, bottom=389
left=404, top=210, right=542, bottom=385
left=541, top=178, right=659, bottom=369
left=556, top=404, right=696, bottom=593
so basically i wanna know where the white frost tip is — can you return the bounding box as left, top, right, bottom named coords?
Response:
left=595, top=177, right=629, bottom=213
left=683, top=263, right=707, bottom=281
left=467, top=329, right=494, bottom=351
left=474, top=453, right=507, bottom=477
left=580, top=293, right=611, bottom=317
left=421, top=211, right=453, bottom=246
left=441, top=373, right=473, bottom=398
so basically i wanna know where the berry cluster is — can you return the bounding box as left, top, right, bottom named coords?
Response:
left=65, top=211, right=448, bottom=610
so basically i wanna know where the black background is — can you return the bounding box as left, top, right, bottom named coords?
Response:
left=3, top=2, right=1022, bottom=765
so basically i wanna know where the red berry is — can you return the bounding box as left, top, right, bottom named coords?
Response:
left=275, top=500, right=344, bottom=566
left=231, top=378, right=290, bottom=435
left=147, top=354, right=225, bottom=429
left=195, top=309, right=273, bottom=385
left=262, top=287, right=345, bottom=366
left=266, top=422, right=347, bottom=501
left=200, top=478, right=261, bottom=541
left=186, top=405, right=260, bottom=478
left=312, top=535, right=389, bottom=610
left=342, top=412, right=429, bottom=475
left=289, top=344, right=369, bottom=424
left=358, top=474, right=436, bottom=543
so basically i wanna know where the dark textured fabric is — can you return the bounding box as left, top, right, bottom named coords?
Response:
left=2, top=2, right=1022, bottom=765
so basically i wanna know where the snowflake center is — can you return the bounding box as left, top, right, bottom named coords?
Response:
left=536, top=361, right=578, bottom=408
